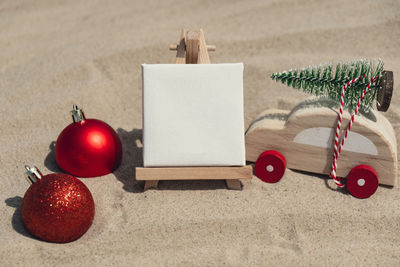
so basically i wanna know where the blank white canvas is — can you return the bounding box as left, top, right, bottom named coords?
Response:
left=142, top=63, right=245, bottom=167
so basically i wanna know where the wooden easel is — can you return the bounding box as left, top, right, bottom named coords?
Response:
left=136, top=29, right=253, bottom=190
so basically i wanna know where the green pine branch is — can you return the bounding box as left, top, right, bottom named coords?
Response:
left=271, top=59, right=384, bottom=111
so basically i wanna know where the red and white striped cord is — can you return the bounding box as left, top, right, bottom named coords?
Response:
left=330, top=75, right=378, bottom=187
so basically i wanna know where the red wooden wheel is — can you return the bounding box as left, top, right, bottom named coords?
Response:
left=347, top=165, right=379, bottom=199
left=254, top=150, right=286, bottom=183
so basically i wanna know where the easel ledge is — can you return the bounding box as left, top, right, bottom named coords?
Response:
left=136, top=166, right=253, bottom=190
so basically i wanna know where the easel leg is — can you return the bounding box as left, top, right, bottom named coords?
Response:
left=225, top=179, right=242, bottom=190
left=144, top=180, right=159, bottom=190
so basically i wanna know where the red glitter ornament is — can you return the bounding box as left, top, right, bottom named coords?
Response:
left=55, top=105, right=122, bottom=177
left=21, top=166, right=95, bottom=243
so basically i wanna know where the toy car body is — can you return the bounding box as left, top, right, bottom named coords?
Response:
left=245, top=99, right=398, bottom=196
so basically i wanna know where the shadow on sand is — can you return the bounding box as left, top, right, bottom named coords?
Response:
left=43, top=141, right=62, bottom=173
left=114, top=128, right=228, bottom=191
left=4, top=196, right=36, bottom=239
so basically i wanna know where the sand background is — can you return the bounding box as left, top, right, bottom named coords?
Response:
left=1, top=0, right=400, bottom=266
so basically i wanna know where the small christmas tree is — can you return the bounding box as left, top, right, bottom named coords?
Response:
left=271, top=59, right=384, bottom=111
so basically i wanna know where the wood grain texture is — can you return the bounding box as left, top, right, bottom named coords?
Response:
left=144, top=180, right=159, bottom=190
left=136, top=166, right=253, bottom=181
left=169, top=44, right=216, bottom=51
left=185, top=30, right=199, bottom=64
left=198, top=29, right=211, bottom=64
left=376, top=70, right=393, bottom=112
left=225, top=179, right=242, bottom=190
left=245, top=99, right=398, bottom=186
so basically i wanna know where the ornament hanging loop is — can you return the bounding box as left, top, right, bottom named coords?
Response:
left=71, top=104, right=86, bottom=123
left=25, top=165, right=43, bottom=184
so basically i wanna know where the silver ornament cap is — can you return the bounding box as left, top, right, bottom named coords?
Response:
left=71, top=104, right=86, bottom=123
left=25, top=165, right=42, bottom=184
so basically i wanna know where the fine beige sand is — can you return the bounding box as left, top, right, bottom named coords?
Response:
left=1, top=0, right=400, bottom=266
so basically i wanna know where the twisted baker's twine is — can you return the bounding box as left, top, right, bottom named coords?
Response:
left=330, top=75, right=378, bottom=187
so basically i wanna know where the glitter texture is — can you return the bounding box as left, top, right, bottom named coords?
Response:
left=21, top=173, right=95, bottom=243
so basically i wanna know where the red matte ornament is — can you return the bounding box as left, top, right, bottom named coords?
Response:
left=21, top=166, right=95, bottom=243
left=55, top=105, right=122, bottom=177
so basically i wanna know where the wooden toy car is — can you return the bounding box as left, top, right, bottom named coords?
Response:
left=245, top=98, right=398, bottom=198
